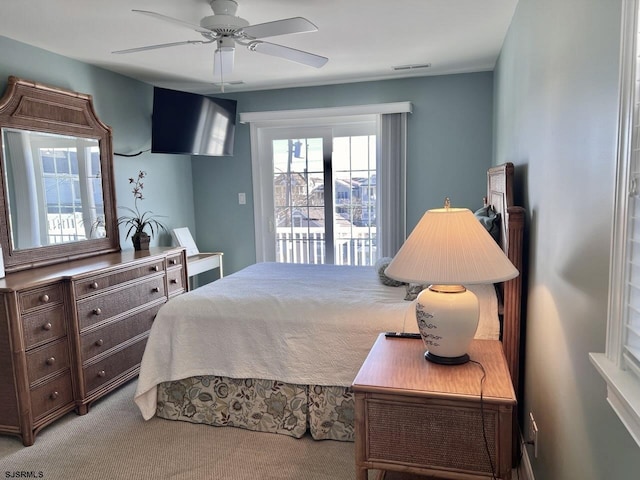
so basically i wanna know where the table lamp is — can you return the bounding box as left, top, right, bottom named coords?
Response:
left=385, top=201, right=519, bottom=365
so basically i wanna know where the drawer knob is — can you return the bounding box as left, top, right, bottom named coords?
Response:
left=152, top=287, right=160, bottom=293
left=40, top=294, right=50, bottom=303
left=90, top=281, right=99, bottom=289
left=170, top=279, right=178, bottom=284
left=42, top=322, right=52, bottom=331
left=152, top=265, right=159, bottom=272
left=95, top=339, right=104, bottom=347
left=93, top=308, right=102, bottom=315
left=97, top=370, right=106, bottom=378
left=50, top=391, right=59, bottom=400
left=46, top=356, right=56, bottom=366
left=170, top=259, right=177, bottom=265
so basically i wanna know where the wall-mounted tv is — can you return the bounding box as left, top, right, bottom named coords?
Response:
left=151, top=87, right=237, bottom=156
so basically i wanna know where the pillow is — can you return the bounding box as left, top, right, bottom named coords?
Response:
left=374, top=257, right=404, bottom=287
left=474, top=205, right=501, bottom=243
left=404, top=283, right=426, bottom=301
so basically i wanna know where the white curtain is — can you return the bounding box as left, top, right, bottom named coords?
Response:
left=376, top=112, right=407, bottom=257
left=4, top=130, right=42, bottom=248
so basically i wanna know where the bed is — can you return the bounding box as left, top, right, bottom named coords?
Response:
left=134, top=162, right=525, bottom=443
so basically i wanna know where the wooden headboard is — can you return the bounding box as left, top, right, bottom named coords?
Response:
left=486, top=162, right=525, bottom=394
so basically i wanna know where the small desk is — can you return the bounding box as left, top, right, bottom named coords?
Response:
left=185, top=252, right=223, bottom=289
left=352, top=335, right=516, bottom=480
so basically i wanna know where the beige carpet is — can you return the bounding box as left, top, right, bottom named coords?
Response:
left=0, top=380, right=377, bottom=480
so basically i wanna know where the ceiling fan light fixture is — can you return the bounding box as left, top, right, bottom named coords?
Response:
left=214, top=45, right=235, bottom=78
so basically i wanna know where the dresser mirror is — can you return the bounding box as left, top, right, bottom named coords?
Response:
left=0, top=76, right=119, bottom=272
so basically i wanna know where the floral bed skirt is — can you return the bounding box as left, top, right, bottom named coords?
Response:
left=156, top=375, right=355, bottom=441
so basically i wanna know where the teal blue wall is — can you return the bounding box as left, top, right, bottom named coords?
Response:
left=0, top=36, right=196, bottom=250
left=0, top=36, right=494, bottom=275
left=193, top=73, right=495, bottom=274
left=494, top=0, right=640, bottom=478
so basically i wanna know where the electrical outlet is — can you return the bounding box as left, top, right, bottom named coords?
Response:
left=238, top=192, right=246, bottom=205
left=529, top=412, right=539, bottom=458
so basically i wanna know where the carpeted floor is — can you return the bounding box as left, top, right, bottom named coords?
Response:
left=0, top=380, right=374, bottom=480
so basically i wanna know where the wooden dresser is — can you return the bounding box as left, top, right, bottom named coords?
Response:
left=0, top=246, right=187, bottom=446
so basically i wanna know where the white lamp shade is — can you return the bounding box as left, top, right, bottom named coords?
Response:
left=384, top=207, right=518, bottom=285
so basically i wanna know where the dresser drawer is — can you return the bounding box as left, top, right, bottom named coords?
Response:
left=73, top=259, right=166, bottom=299
left=166, top=252, right=184, bottom=268
left=76, top=275, right=166, bottom=331
left=80, top=303, right=162, bottom=362
left=26, top=339, right=70, bottom=385
left=19, top=284, right=64, bottom=313
left=84, top=338, right=148, bottom=394
left=30, top=373, right=74, bottom=421
left=167, top=267, right=185, bottom=295
left=22, top=305, right=66, bottom=349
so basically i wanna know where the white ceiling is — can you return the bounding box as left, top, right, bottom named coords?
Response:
left=0, top=0, right=518, bottom=94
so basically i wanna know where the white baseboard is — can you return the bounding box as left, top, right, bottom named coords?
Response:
left=516, top=440, right=536, bottom=480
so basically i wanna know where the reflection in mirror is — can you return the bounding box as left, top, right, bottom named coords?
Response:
left=0, top=76, right=119, bottom=272
left=2, top=128, right=106, bottom=250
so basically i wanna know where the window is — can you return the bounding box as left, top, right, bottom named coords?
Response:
left=270, top=128, right=377, bottom=265
left=37, top=142, right=103, bottom=244
left=241, top=103, right=411, bottom=265
left=590, top=0, right=640, bottom=448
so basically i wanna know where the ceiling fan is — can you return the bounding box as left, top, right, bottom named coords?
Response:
left=113, top=0, right=328, bottom=86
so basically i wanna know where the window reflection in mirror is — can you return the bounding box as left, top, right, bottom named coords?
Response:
left=1, top=128, right=106, bottom=250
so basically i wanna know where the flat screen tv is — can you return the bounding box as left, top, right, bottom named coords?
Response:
left=151, top=87, right=237, bottom=156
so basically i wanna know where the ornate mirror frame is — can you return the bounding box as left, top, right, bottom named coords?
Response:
left=0, top=76, right=119, bottom=272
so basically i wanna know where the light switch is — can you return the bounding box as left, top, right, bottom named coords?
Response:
left=238, top=192, right=246, bottom=205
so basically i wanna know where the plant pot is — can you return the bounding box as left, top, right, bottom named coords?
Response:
left=132, top=232, right=150, bottom=251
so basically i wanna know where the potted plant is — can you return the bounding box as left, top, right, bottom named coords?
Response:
left=117, top=170, right=167, bottom=250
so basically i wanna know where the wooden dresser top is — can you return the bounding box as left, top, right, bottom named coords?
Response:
left=0, top=247, right=183, bottom=292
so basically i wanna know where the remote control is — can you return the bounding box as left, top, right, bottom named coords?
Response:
left=384, top=332, right=421, bottom=339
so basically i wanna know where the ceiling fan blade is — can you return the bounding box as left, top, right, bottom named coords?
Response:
left=249, top=41, right=328, bottom=68
left=112, top=40, right=209, bottom=54
left=132, top=9, right=213, bottom=35
left=241, top=17, right=318, bottom=40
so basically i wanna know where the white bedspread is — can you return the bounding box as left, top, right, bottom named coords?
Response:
left=134, top=262, right=499, bottom=420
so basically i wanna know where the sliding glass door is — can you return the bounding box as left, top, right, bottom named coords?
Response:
left=258, top=122, right=377, bottom=265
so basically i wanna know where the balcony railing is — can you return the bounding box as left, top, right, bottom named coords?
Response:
left=276, top=227, right=376, bottom=266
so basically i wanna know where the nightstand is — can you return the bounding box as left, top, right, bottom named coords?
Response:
left=352, top=334, right=516, bottom=480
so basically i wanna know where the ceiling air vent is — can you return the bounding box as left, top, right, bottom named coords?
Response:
left=392, top=63, right=432, bottom=71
